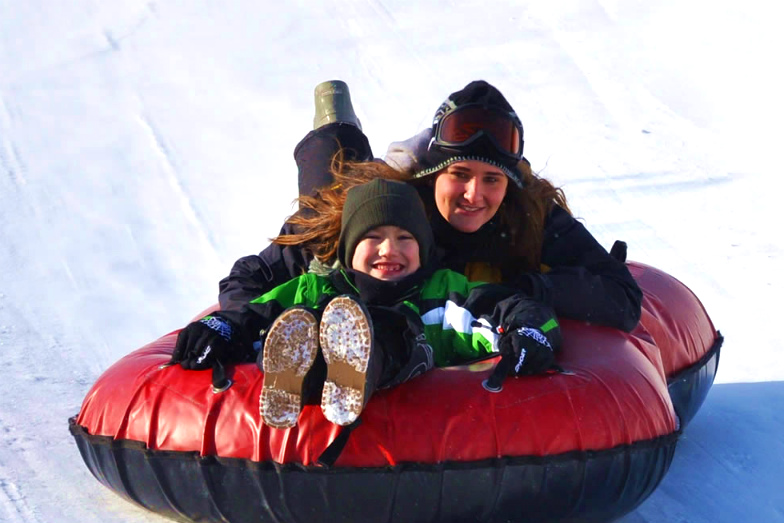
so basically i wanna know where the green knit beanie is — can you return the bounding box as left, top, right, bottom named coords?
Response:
left=338, top=179, right=434, bottom=269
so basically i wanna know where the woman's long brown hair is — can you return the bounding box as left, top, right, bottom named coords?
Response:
left=272, top=152, right=410, bottom=263
left=500, top=160, right=570, bottom=271
left=273, top=151, right=569, bottom=272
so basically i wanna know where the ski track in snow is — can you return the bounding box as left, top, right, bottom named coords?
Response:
left=102, top=2, right=157, bottom=53
left=0, top=410, right=42, bottom=523
left=136, top=109, right=220, bottom=255
left=568, top=169, right=735, bottom=195
left=0, top=472, right=38, bottom=523
left=0, top=94, right=27, bottom=188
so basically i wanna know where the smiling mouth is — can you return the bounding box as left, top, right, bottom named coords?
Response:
left=457, top=203, right=484, bottom=213
left=372, top=263, right=405, bottom=273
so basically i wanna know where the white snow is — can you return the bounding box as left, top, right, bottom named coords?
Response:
left=1, top=1, right=782, bottom=521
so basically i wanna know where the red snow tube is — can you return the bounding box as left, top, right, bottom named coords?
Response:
left=69, top=261, right=721, bottom=523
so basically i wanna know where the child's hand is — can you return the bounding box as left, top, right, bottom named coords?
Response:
left=498, top=327, right=554, bottom=376
left=171, top=315, right=235, bottom=370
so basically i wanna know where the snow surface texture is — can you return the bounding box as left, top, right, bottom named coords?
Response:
left=1, top=1, right=782, bottom=522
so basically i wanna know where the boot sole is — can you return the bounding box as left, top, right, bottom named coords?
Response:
left=260, top=308, right=318, bottom=429
left=319, top=296, right=373, bottom=426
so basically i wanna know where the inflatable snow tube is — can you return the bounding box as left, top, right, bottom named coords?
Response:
left=69, top=261, right=721, bottom=523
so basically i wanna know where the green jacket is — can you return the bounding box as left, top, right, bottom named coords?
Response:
left=234, top=267, right=560, bottom=368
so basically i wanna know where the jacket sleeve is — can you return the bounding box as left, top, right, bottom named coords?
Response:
left=383, top=128, right=432, bottom=172
left=218, top=221, right=313, bottom=312
left=513, top=205, right=643, bottom=332
left=216, top=273, right=328, bottom=355
left=459, top=282, right=562, bottom=352
left=422, top=271, right=560, bottom=365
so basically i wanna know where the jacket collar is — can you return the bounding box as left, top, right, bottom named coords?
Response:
left=331, top=264, right=435, bottom=306
left=430, top=211, right=506, bottom=270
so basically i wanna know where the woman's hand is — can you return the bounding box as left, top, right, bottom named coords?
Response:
left=498, top=326, right=554, bottom=376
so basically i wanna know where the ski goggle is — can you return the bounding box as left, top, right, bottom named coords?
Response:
left=432, top=103, right=524, bottom=160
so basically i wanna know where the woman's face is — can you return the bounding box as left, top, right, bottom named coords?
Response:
left=433, top=160, right=508, bottom=233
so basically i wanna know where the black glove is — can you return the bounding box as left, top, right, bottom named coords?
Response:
left=498, top=326, right=554, bottom=376
left=171, top=315, right=236, bottom=370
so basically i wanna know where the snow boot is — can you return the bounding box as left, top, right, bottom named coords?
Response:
left=259, top=307, right=319, bottom=429
left=313, top=80, right=362, bottom=130
left=319, top=295, right=380, bottom=426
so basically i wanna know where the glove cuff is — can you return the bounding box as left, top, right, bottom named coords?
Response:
left=200, top=315, right=234, bottom=342
left=516, top=327, right=553, bottom=351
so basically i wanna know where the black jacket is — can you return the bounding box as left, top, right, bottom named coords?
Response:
left=218, top=204, right=642, bottom=332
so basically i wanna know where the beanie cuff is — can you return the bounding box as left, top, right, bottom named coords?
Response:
left=412, top=155, right=524, bottom=188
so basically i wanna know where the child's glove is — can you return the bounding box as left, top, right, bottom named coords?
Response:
left=171, top=315, right=236, bottom=370
left=498, top=326, right=554, bottom=376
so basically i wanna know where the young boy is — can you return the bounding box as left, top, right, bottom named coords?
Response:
left=173, top=179, right=561, bottom=429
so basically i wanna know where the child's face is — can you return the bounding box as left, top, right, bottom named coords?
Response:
left=351, top=225, right=421, bottom=281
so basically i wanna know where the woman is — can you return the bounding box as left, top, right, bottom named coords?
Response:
left=174, top=80, right=641, bottom=370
